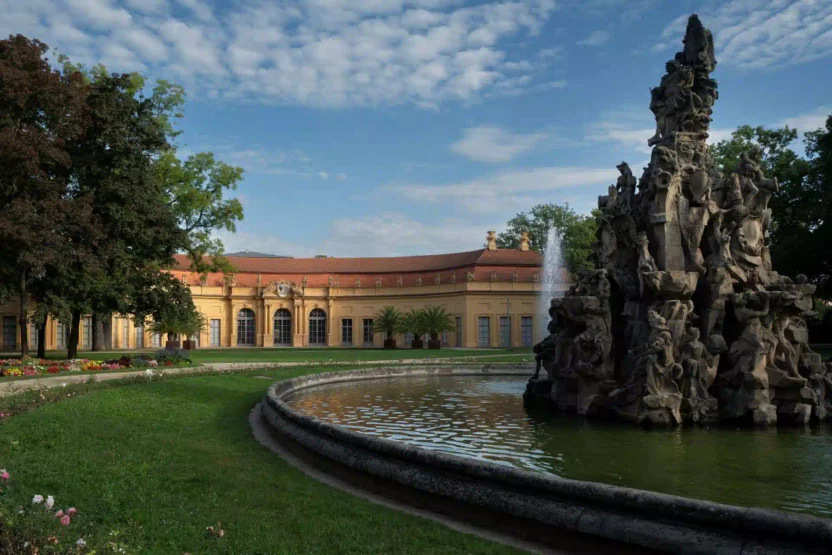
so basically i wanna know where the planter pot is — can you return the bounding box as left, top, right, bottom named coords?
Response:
left=182, top=340, right=195, bottom=351
left=427, top=339, right=441, bottom=350
left=384, top=339, right=397, bottom=349
left=165, top=340, right=181, bottom=351
left=411, top=339, right=424, bottom=349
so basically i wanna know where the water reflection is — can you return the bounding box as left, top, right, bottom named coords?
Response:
left=285, top=375, right=832, bottom=518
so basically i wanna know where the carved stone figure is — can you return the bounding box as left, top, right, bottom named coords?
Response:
left=466, top=271, right=475, bottom=282
left=616, top=162, right=636, bottom=209
left=524, top=14, right=829, bottom=426
left=396, top=276, right=403, bottom=287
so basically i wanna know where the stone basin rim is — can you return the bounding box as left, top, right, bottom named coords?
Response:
left=262, top=365, right=832, bottom=553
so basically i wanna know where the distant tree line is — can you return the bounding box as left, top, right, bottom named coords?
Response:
left=0, top=35, right=245, bottom=358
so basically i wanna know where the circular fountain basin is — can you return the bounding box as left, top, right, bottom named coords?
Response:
left=260, top=366, right=832, bottom=554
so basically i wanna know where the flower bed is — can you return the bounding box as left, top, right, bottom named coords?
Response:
left=0, top=353, right=188, bottom=379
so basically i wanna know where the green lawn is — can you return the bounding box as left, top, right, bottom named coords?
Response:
left=0, top=367, right=519, bottom=554
left=30, top=347, right=533, bottom=364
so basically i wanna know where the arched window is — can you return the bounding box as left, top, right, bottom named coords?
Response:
left=237, top=308, right=256, bottom=346
left=309, top=308, right=327, bottom=345
left=274, top=308, right=292, bottom=345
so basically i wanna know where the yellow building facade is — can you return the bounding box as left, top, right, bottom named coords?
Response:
left=0, top=234, right=560, bottom=352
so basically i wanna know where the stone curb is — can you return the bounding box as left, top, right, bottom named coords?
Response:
left=261, top=366, right=832, bottom=555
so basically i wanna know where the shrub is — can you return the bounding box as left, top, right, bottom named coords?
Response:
left=154, top=349, right=191, bottom=365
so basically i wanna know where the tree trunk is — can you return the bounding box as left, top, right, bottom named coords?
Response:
left=37, top=321, right=46, bottom=359
left=102, top=314, right=113, bottom=350
left=18, top=267, right=28, bottom=357
left=67, top=310, right=81, bottom=359
left=91, top=314, right=104, bottom=351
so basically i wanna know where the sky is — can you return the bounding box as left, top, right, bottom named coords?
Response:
left=3, top=0, right=831, bottom=258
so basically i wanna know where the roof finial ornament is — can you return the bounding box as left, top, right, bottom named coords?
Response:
left=519, top=231, right=530, bottom=252
left=486, top=230, right=498, bottom=251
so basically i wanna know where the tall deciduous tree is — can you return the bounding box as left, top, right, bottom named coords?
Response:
left=0, top=35, right=87, bottom=356
left=155, top=150, right=244, bottom=274
left=496, top=203, right=597, bottom=274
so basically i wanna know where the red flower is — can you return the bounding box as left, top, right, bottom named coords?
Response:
left=47, top=366, right=61, bottom=374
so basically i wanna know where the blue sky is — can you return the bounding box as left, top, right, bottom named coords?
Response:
left=4, top=0, right=831, bottom=257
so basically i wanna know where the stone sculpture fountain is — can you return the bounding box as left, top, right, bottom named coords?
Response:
left=526, top=14, right=832, bottom=426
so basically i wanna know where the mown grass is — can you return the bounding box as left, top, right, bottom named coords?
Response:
left=0, top=367, right=520, bottom=554
left=31, top=347, right=533, bottom=364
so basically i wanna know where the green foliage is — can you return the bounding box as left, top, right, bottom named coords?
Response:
left=711, top=119, right=832, bottom=296
left=421, top=306, right=455, bottom=339
left=0, top=35, right=89, bottom=356
left=495, top=204, right=597, bottom=274
left=397, top=309, right=429, bottom=338
left=154, top=348, right=193, bottom=365
left=155, top=150, right=244, bottom=274
left=372, top=306, right=402, bottom=339
left=2, top=40, right=246, bottom=357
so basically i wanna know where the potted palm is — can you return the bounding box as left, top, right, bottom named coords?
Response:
left=152, top=312, right=205, bottom=351
left=399, top=309, right=428, bottom=349
left=373, top=306, right=402, bottom=349
left=422, top=306, right=455, bottom=350
left=180, top=312, right=206, bottom=351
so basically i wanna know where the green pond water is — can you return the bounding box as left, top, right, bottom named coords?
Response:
left=286, top=374, right=832, bottom=519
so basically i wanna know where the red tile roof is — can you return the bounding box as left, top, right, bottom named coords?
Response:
left=172, top=249, right=542, bottom=275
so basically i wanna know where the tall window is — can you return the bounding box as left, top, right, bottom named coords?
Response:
left=82, top=317, right=92, bottom=350
left=455, top=317, right=462, bottom=347
left=151, top=332, right=161, bottom=348
left=237, top=309, right=256, bottom=346
left=273, top=309, right=292, bottom=345
left=122, top=318, right=129, bottom=349
left=3, top=316, right=16, bottom=351
left=135, top=325, right=144, bottom=349
left=521, top=316, right=533, bottom=347
left=363, top=318, right=374, bottom=346
left=210, top=319, right=221, bottom=347
left=309, top=309, right=327, bottom=345
left=477, top=316, right=491, bottom=347
left=30, top=322, right=38, bottom=349
left=57, top=322, right=67, bottom=349
left=405, top=332, right=413, bottom=345
left=342, top=318, right=353, bottom=346
left=441, top=330, right=449, bottom=347
left=499, top=316, right=511, bottom=348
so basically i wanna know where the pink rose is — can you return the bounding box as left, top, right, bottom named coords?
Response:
left=1, top=471, right=9, bottom=481
left=60, top=515, right=71, bottom=526
left=67, top=507, right=77, bottom=515
left=55, top=510, right=65, bottom=518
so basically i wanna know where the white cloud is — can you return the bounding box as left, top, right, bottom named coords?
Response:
left=577, top=29, right=610, bottom=46
left=217, top=213, right=497, bottom=258
left=386, top=166, right=615, bottom=213
left=658, top=0, right=832, bottom=69
left=65, top=0, right=132, bottom=30
left=318, top=213, right=493, bottom=257
left=776, top=106, right=831, bottom=134
left=215, top=230, right=312, bottom=258
left=317, top=171, right=330, bottom=179
left=2, top=0, right=562, bottom=108
left=336, top=173, right=347, bottom=180
left=451, top=125, right=547, bottom=163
